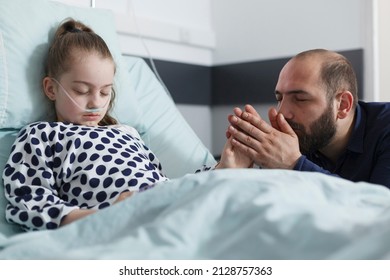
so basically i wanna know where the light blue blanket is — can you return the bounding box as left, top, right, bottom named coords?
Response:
left=1, top=169, right=390, bottom=259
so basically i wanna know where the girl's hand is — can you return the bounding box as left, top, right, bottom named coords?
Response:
left=114, top=191, right=134, bottom=204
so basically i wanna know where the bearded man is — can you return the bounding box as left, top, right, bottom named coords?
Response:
left=226, top=49, right=390, bottom=189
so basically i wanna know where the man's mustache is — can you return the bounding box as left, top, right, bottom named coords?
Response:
left=286, top=120, right=303, bottom=131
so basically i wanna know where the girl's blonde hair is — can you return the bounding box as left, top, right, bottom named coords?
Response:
left=45, top=18, right=118, bottom=125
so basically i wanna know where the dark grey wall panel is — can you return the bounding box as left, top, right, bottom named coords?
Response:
left=212, top=49, right=364, bottom=105
left=143, top=59, right=212, bottom=105
left=342, top=49, right=364, bottom=100
left=142, top=49, right=364, bottom=106
left=212, top=57, right=288, bottom=105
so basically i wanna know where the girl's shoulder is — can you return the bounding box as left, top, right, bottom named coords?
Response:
left=21, top=121, right=67, bottom=133
left=15, top=121, right=49, bottom=138
left=18, top=122, right=86, bottom=139
left=19, top=122, right=143, bottom=141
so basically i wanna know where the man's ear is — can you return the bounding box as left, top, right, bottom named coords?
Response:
left=336, top=91, right=354, bottom=119
left=42, top=77, right=56, bottom=101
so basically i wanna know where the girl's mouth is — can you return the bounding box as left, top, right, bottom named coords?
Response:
left=83, top=114, right=100, bottom=120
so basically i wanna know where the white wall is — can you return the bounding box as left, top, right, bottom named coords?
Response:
left=211, top=0, right=365, bottom=65
left=376, top=0, right=390, bottom=101
left=102, top=0, right=215, bottom=65
left=53, top=0, right=215, bottom=65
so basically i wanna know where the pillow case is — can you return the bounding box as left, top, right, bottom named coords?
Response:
left=0, top=0, right=141, bottom=129
left=122, top=56, right=216, bottom=179
left=0, top=129, right=24, bottom=236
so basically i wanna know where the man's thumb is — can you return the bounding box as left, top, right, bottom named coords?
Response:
left=277, top=113, right=295, bottom=135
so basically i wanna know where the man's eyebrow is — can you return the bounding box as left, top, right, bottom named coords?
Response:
left=275, top=90, right=310, bottom=95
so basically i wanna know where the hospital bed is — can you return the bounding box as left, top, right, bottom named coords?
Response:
left=0, top=0, right=390, bottom=259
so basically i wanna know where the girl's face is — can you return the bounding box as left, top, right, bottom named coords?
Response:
left=44, top=51, right=115, bottom=126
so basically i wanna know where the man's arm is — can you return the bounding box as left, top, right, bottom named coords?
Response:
left=294, top=155, right=340, bottom=176
left=366, top=137, right=390, bottom=189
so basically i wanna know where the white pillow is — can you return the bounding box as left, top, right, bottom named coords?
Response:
left=0, top=0, right=142, bottom=129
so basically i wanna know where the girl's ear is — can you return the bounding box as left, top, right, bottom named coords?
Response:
left=43, top=77, right=56, bottom=101
left=336, top=91, right=354, bottom=119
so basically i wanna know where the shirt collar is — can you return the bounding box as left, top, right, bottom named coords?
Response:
left=347, top=102, right=365, bottom=153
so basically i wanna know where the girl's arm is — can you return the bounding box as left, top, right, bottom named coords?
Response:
left=60, top=209, right=97, bottom=226
left=3, top=123, right=79, bottom=231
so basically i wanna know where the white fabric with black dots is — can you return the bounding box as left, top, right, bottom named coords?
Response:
left=2, top=122, right=168, bottom=231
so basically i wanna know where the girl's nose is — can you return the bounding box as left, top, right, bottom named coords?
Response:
left=87, top=93, right=102, bottom=109
left=86, top=92, right=110, bottom=112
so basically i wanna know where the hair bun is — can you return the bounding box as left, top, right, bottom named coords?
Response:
left=68, top=27, right=82, bottom=33
left=56, top=18, right=93, bottom=37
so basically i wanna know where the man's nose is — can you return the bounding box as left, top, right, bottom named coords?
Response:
left=277, top=100, right=293, bottom=119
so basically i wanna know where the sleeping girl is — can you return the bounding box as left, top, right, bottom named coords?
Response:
left=2, top=18, right=252, bottom=231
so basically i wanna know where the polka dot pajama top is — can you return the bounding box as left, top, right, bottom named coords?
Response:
left=2, top=122, right=169, bottom=231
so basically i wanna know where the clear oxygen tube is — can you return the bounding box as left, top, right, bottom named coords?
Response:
left=51, top=78, right=111, bottom=113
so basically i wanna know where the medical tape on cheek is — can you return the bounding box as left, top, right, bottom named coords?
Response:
left=51, top=78, right=110, bottom=113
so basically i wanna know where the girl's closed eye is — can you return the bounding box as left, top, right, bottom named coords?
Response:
left=100, top=86, right=112, bottom=96
left=73, top=88, right=89, bottom=95
left=71, top=88, right=111, bottom=97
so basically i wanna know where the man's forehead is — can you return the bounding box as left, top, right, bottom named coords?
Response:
left=279, top=58, right=321, bottom=84
left=276, top=59, right=326, bottom=96
left=289, top=55, right=323, bottom=71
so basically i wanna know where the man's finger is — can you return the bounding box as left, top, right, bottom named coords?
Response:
left=268, top=107, right=280, bottom=130
left=240, top=111, right=273, bottom=134
left=233, top=107, right=244, bottom=118
left=244, top=104, right=261, bottom=118
left=277, top=113, right=296, bottom=136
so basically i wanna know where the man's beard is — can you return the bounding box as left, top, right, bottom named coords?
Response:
left=287, top=105, right=337, bottom=155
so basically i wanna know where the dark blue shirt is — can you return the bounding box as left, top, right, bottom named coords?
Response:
left=294, top=101, right=390, bottom=189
